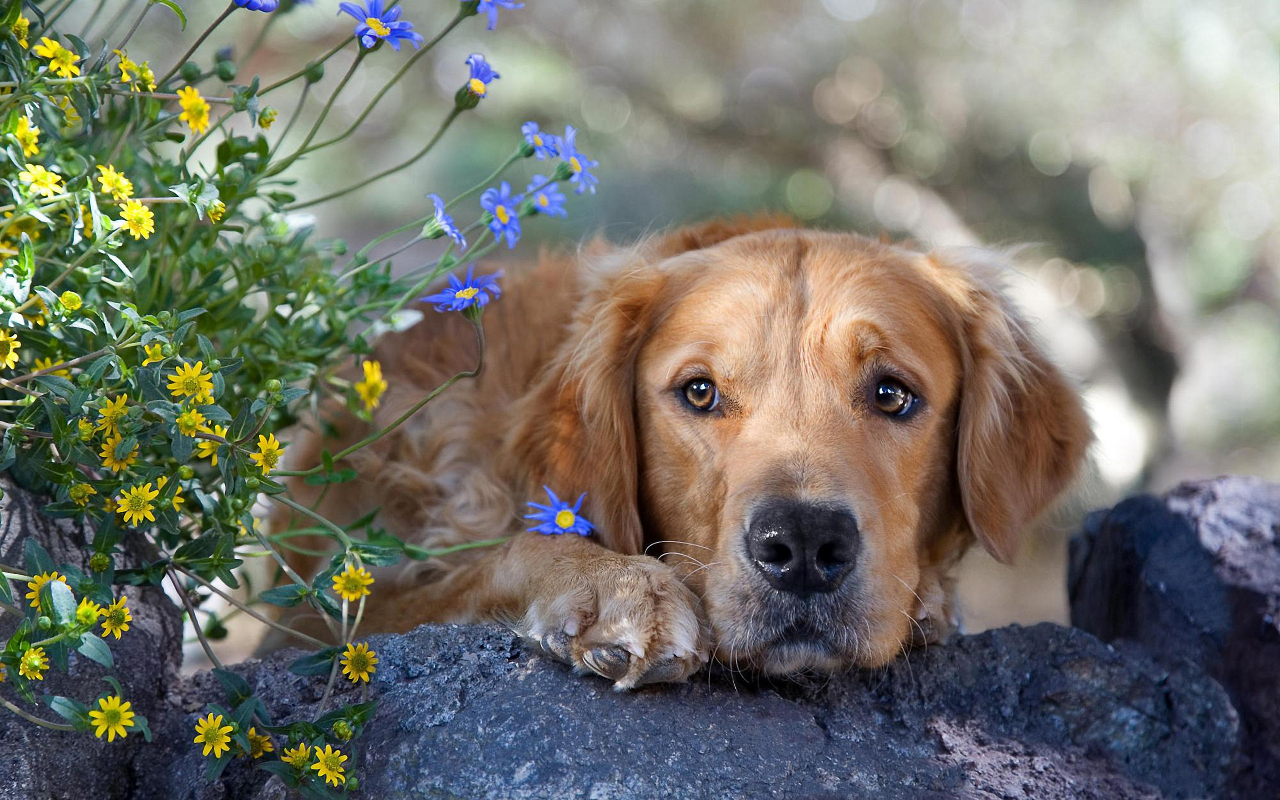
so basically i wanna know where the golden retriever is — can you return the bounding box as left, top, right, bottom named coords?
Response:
left=280, top=216, right=1091, bottom=689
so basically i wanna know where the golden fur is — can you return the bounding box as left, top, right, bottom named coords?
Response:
left=278, top=217, right=1091, bottom=688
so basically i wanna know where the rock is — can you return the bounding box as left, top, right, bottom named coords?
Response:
left=1069, top=476, right=1280, bottom=800
left=0, top=475, right=183, bottom=800
left=139, top=622, right=1238, bottom=800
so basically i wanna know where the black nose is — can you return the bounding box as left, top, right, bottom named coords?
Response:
left=745, top=500, right=859, bottom=595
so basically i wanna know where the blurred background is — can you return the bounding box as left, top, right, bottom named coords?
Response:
left=80, top=0, right=1278, bottom=651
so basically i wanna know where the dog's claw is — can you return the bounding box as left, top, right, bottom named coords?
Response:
left=581, top=645, right=631, bottom=680
left=538, top=632, right=572, bottom=662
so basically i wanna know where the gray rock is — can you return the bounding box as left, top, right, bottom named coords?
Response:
left=1070, top=476, right=1280, bottom=800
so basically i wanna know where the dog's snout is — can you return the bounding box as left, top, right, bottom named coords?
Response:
left=745, top=500, right=859, bottom=595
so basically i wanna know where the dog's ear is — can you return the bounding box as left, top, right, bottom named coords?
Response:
left=929, top=250, right=1092, bottom=563
left=506, top=252, right=671, bottom=555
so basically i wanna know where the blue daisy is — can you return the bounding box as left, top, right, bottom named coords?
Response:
left=481, top=181, right=522, bottom=249
left=425, top=193, right=467, bottom=251
left=421, top=264, right=502, bottom=312
left=526, top=176, right=567, bottom=218
left=526, top=487, right=594, bottom=537
left=465, top=54, right=499, bottom=98
left=338, top=1, right=424, bottom=50
left=521, top=121, right=559, bottom=160
left=559, top=125, right=600, bottom=195
left=476, top=0, right=524, bottom=31
left=234, top=0, right=278, bottom=10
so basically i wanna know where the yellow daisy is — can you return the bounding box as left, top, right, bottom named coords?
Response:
left=96, top=164, right=134, bottom=201
left=142, top=343, right=164, bottom=365
left=60, top=290, right=82, bottom=311
left=157, top=475, right=185, bottom=510
left=245, top=727, right=274, bottom=758
left=96, top=394, right=129, bottom=435
left=21, top=295, right=47, bottom=327
left=18, top=163, right=62, bottom=198
left=11, top=14, right=29, bottom=48
left=76, top=597, right=104, bottom=626
left=354, top=360, right=387, bottom=411
left=14, top=114, right=39, bottom=157
left=249, top=432, right=284, bottom=475
left=89, top=695, right=135, bottom=742
left=176, top=408, right=206, bottom=437
left=34, top=357, right=70, bottom=378
left=32, top=36, right=79, bottom=78
left=332, top=564, right=374, bottom=602
left=69, top=482, right=97, bottom=506
left=77, top=418, right=95, bottom=441
left=119, top=199, right=154, bottom=240
left=194, top=713, right=234, bottom=758
left=101, top=596, right=131, bottom=639
left=168, top=361, right=213, bottom=400
left=310, top=744, right=347, bottom=786
left=25, top=571, right=67, bottom=611
left=113, top=49, right=138, bottom=85
left=196, top=423, right=227, bottom=465
left=18, top=646, right=48, bottom=681
left=136, top=61, right=157, bottom=92
left=116, top=482, right=159, bottom=526
left=177, top=86, right=211, bottom=135
left=99, top=432, right=139, bottom=473
left=207, top=200, right=226, bottom=223
left=340, top=642, right=378, bottom=683
left=0, top=329, right=21, bottom=370
left=281, top=742, right=310, bottom=768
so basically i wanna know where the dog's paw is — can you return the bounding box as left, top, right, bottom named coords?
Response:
left=519, top=555, right=710, bottom=690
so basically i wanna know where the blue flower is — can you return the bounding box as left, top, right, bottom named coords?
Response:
left=526, top=176, right=567, bottom=218
left=234, top=0, right=278, bottom=10
left=526, top=487, right=594, bottom=537
left=521, top=122, right=559, bottom=160
left=475, top=0, right=524, bottom=31
left=338, top=1, right=424, bottom=50
left=425, top=193, right=467, bottom=250
left=465, top=54, right=499, bottom=98
left=421, top=264, right=502, bottom=312
left=559, top=125, right=600, bottom=195
left=481, top=181, right=522, bottom=249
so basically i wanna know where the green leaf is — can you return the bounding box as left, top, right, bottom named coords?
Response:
left=44, top=695, right=90, bottom=729
left=77, top=634, right=114, bottom=668
left=41, top=580, right=77, bottom=627
left=258, top=584, right=308, bottom=607
left=213, top=667, right=252, bottom=707
left=130, top=713, right=153, bottom=742
left=24, top=539, right=55, bottom=576
left=350, top=543, right=401, bottom=567
left=287, top=647, right=338, bottom=677
left=149, top=0, right=187, bottom=29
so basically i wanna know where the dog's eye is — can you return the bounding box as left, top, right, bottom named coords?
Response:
left=873, top=379, right=917, bottom=417
left=682, top=378, right=719, bottom=412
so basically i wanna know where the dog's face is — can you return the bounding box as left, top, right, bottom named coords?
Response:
left=527, top=223, right=1089, bottom=675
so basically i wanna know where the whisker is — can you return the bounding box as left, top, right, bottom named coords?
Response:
left=644, top=539, right=716, bottom=556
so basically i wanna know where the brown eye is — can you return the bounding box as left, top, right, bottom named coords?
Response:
left=682, top=378, right=719, bottom=412
left=873, top=379, right=917, bottom=417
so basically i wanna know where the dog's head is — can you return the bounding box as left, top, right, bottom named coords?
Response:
left=518, top=218, right=1090, bottom=674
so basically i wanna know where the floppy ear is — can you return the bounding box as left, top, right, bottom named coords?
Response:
left=931, top=250, right=1092, bottom=563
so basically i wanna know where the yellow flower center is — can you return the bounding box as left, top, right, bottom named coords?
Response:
left=349, top=652, right=370, bottom=671
left=126, top=495, right=146, bottom=512
left=106, top=607, right=125, bottom=627
left=456, top=287, right=479, bottom=300
left=533, top=134, right=543, bottom=146
left=180, top=375, right=201, bottom=393
left=494, top=205, right=510, bottom=224
left=539, top=195, right=549, bottom=207
left=101, top=708, right=122, bottom=726
left=366, top=16, right=390, bottom=36
left=555, top=509, right=576, bottom=529
left=570, top=156, right=582, bottom=173
left=468, top=78, right=487, bottom=96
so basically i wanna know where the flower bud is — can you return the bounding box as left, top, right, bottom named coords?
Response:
left=332, top=239, right=348, bottom=256
left=331, top=720, right=354, bottom=741
left=553, top=161, right=575, bottom=182
left=178, top=465, right=195, bottom=480
left=59, top=291, right=82, bottom=311
left=37, top=616, right=52, bottom=631
left=304, top=61, right=325, bottom=84
left=453, top=85, right=481, bottom=111
left=518, top=139, right=536, bottom=159
left=258, top=107, right=277, bottom=130
left=215, top=61, right=237, bottom=81
left=459, top=0, right=480, bottom=17
left=157, top=311, right=172, bottom=325
left=245, top=476, right=260, bottom=490
left=231, top=498, right=247, bottom=512
left=180, top=61, right=201, bottom=83
left=89, top=553, right=112, bottom=573
left=77, top=373, right=92, bottom=388
left=161, top=344, right=175, bottom=357
left=265, top=379, right=282, bottom=392
left=209, top=359, right=222, bottom=372
left=347, top=776, right=359, bottom=791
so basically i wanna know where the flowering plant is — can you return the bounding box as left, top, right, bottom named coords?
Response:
left=0, top=0, right=597, bottom=794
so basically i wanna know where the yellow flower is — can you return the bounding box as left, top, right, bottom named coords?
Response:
left=89, top=695, right=135, bottom=742
left=281, top=742, right=311, bottom=768
left=96, top=164, right=134, bottom=201
left=96, top=394, right=129, bottom=435
left=177, top=86, right=211, bottom=135
left=176, top=408, right=206, bottom=437
left=33, top=36, right=80, bottom=78
left=116, top=482, right=158, bottom=526
left=194, top=713, right=234, bottom=758
left=246, top=727, right=274, bottom=758
left=76, top=597, right=104, bottom=626
left=258, top=107, right=277, bottom=130
left=250, top=432, right=284, bottom=475
left=69, top=482, right=97, bottom=506
left=168, top=361, right=213, bottom=400
left=340, top=642, right=379, bottom=683
left=100, top=432, right=139, bottom=473
left=113, top=49, right=138, bottom=85
left=21, top=295, right=47, bottom=327
left=136, top=61, right=157, bottom=92
left=25, top=571, right=67, bottom=611
left=196, top=423, right=227, bottom=465
left=119, top=199, right=154, bottom=240
left=0, top=329, right=21, bottom=370
left=18, top=163, right=63, bottom=198
left=34, top=357, right=70, bottom=378
left=207, top=200, right=225, bottom=223
left=11, top=14, right=29, bottom=48
left=157, top=475, right=185, bottom=510
left=14, top=115, right=39, bottom=157
left=332, top=564, right=374, bottom=602
left=101, top=596, right=131, bottom=639
left=1, top=212, right=42, bottom=249
left=18, top=646, right=48, bottom=681
left=354, top=360, right=387, bottom=411
left=52, top=95, right=81, bottom=126
left=60, top=290, right=82, bottom=311
left=310, top=744, right=347, bottom=786
left=142, top=343, right=164, bottom=366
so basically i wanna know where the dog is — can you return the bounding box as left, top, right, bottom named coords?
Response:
left=279, top=215, right=1091, bottom=689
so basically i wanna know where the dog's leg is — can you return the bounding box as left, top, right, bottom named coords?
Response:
left=383, top=533, right=711, bottom=690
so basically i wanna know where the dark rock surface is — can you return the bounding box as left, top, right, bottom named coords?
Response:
left=1070, top=476, right=1280, bottom=800
left=0, top=476, right=183, bottom=800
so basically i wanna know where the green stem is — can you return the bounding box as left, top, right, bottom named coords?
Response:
left=173, top=565, right=332, bottom=649
left=446, top=149, right=525, bottom=212
left=114, top=1, right=152, bottom=54
left=259, top=38, right=351, bottom=96
left=268, top=495, right=354, bottom=549
left=167, top=568, right=224, bottom=669
left=0, top=698, right=75, bottom=733
left=278, top=51, right=367, bottom=168
left=157, top=2, right=237, bottom=88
